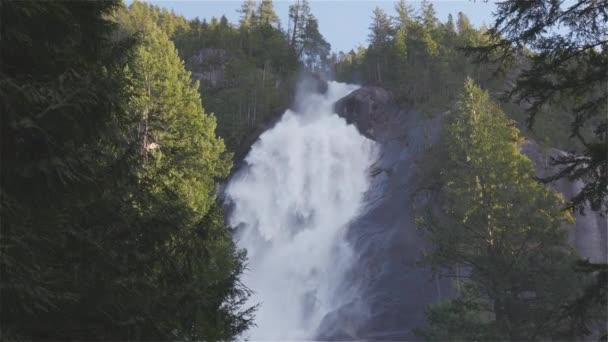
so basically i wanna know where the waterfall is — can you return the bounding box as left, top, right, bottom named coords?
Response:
left=225, top=81, right=377, bottom=340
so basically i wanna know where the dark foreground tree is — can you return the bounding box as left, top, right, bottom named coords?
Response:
left=1, top=1, right=254, bottom=339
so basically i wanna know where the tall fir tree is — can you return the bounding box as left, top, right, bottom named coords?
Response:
left=0, top=1, right=255, bottom=339
left=238, top=0, right=258, bottom=29
left=257, top=0, right=280, bottom=28
left=288, top=0, right=311, bottom=53
left=417, top=80, right=592, bottom=340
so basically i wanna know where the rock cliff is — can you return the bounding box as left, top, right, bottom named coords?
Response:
left=317, top=86, right=607, bottom=340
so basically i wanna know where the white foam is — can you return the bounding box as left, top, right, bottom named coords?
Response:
left=225, top=82, right=376, bottom=340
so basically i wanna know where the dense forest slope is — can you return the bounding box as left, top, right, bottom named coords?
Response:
left=122, top=1, right=331, bottom=162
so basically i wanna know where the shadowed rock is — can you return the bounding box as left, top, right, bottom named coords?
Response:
left=317, top=85, right=607, bottom=340
left=334, top=86, right=399, bottom=142
left=320, top=86, right=449, bottom=340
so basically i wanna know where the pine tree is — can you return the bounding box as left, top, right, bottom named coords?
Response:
left=394, top=0, right=414, bottom=27
left=366, top=7, right=394, bottom=83
left=126, top=24, right=232, bottom=215
left=257, top=0, right=280, bottom=27
left=118, top=15, right=255, bottom=340
left=418, top=0, right=439, bottom=57
left=300, top=16, right=331, bottom=72
left=445, top=14, right=455, bottom=35
left=0, top=1, right=255, bottom=338
left=1, top=1, right=137, bottom=338
left=417, top=80, right=588, bottom=340
left=419, top=0, right=437, bottom=29
left=238, top=0, right=257, bottom=29
left=456, top=12, right=476, bottom=47
left=472, top=1, right=608, bottom=333
left=288, top=0, right=311, bottom=53
left=368, top=7, right=394, bottom=47
left=393, top=0, right=414, bottom=60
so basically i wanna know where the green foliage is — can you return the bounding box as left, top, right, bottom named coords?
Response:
left=1, top=1, right=134, bottom=337
left=119, top=19, right=232, bottom=216
left=121, top=1, right=189, bottom=38
left=118, top=0, right=300, bottom=158
left=417, top=284, right=502, bottom=341
left=470, top=2, right=608, bottom=329
left=238, top=0, right=257, bottom=29
left=1, top=1, right=253, bottom=339
left=286, top=0, right=333, bottom=74
left=335, top=1, right=588, bottom=183
left=369, top=7, right=394, bottom=48
left=336, top=1, right=493, bottom=110
left=257, top=0, right=280, bottom=27
left=468, top=0, right=608, bottom=213
left=416, top=80, right=592, bottom=340
left=288, top=0, right=311, bottom=52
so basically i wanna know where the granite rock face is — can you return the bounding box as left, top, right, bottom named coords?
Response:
left=334, top=86, right=401, bottom=142
left=317, top=86, right=607, bottom=340
left=520, top=140, right=607, bottom=263
left=318, top=87, right=449, bottom=340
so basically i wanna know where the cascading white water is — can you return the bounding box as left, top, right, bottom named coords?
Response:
left=225, top=82, right=376, bottom=340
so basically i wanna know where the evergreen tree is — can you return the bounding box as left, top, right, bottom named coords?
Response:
left=368, top=7, right=394, bottom=47
left=393, top=0, right=414, bottom=60
left=469, top=0, right=608, bottom=213
left=257, top=0, right=280, bottom=28
left=418, top=0, right=439, bottom=57
left=288, top=0, right=311, bottom=53
left=1, top=1, right=254, bottom=339
left=238, top=0, right=257, bottom=29
left=366, top=7, right=394, bottom=83
left=286, top=0, right=330, bottom=72
left=456, top=12, right=476, bottom=47
left=124, top=22, right=232, bottom=216
left=1, top=1, right=137, bottom=338
left=419, top=0, right=437, bottom=29
left=300, top=16, right=331, bottom=73
left=394, top=0, right=414, bottom=27
left=417, top=80, right=590, bottom=340
left=470, top=2, right=608, bottom=334
left=445, top=14, right=455, bottom=36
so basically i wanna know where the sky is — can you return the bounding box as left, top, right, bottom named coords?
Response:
left=132, top=0, right=497, bottom=53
